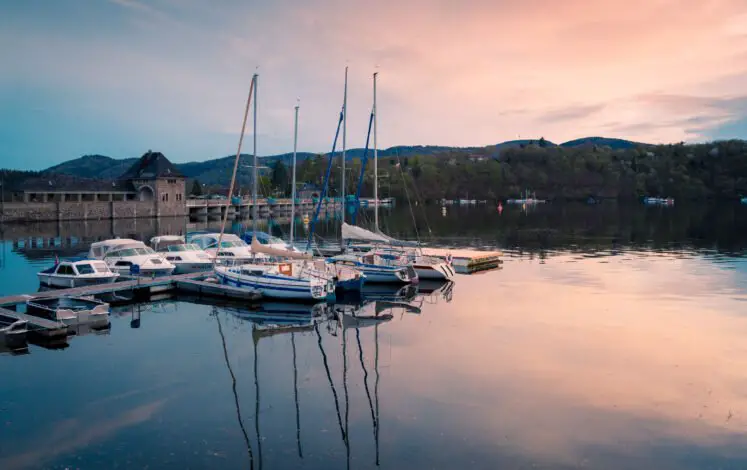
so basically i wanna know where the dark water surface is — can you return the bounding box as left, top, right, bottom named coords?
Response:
left=2, top=203, right=747, bottom=469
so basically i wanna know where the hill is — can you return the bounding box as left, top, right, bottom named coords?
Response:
left=560, top=137, right=643, bottom=149
left=46, top=154, right=139, bottom=180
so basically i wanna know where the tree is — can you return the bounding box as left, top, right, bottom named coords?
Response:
left=190, top=179, right=203, bottom=196
left=270, top=161, right=289, bottom=195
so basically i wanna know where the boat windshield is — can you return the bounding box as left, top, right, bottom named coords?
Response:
left=75, top=263, right=96, bottom=274
left=167, top=244, right=200, bottom=252
left=220, top=240, right=246, bottom=248
left=107, top=247, right=154, bottom=257
left=92, top=261, right=110, bottom=272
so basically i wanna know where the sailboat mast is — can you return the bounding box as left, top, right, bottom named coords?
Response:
left=291, top=102, right=299, bottom=246
left=373, top=72, right=379, bottom=231
left=341, top=66, right=348, bottom=225
left=252, top=74, right=259, bottom=236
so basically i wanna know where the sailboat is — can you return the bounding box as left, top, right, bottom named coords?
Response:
left=212, top=74, right=336, bottom=301
left=336, top=72, right=453, bottom=281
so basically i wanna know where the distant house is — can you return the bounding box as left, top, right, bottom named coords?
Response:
left=297, top=183, right=321, bottom=200
left=9, top=150, right=187, bottom=217
left=468, top=154, right=487, bottom=163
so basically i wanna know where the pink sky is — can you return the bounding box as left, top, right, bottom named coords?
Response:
left=1, top=0, right=747, bottom=165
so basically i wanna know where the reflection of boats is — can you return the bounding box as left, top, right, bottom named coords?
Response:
left=26, top=296, right=109, bottom=326
left=222, top=301, right=327, bottom=336
left=643, top=196, right=675, bottom=206
left=37, top=258, right=119, bottom=288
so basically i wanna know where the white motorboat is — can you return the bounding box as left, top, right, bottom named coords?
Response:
left=26, top=296, right=110, bottom=326
left=88, top=239, right=175, bottom=276
left=188, top=233, right=264, bottom=264
left=37, top=258, right=119, bottom=288
left=215, top=261, right=335, bottom=301
left=150, top=235, right=213, bottom=274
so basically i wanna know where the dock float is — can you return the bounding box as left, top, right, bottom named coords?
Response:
left=176, top=279, right=261, bottom=301
left=421, top=247, right=503, bottom=274
left=0, top=307, right=68, bottom=337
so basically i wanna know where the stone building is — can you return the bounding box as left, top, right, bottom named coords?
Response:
left=119, top=150, right=186, bottom=217
left=4, top=151, right=187, bottom=222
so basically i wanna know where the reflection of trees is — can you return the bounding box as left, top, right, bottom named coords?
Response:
left=374, top=204, right=747, bottom=257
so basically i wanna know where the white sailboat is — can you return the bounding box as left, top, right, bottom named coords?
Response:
left=212, top=74, right=335, bottom=301
left=342, top=72, right=453, bottom=281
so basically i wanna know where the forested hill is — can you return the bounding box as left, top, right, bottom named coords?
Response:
left=7, top=138, right=747, bottom=201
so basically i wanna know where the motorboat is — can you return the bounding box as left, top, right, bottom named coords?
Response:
left=188, top=233, right=264, bottom=264
left=150, top=235, right=213, bottom=274
left=88, top=239, right=175, bottom=276
left=26, top=296, right=110, bottom=326
left=327, top=253, right=417, bottom=284
left=214, top=261, right=336, bottom=301
left=38, top=258, right=119, bottom=288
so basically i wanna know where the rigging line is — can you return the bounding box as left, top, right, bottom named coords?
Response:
left=291, top=332, right=303, bottom=459
left=405, top=167, right=434, bottom=237
left=214, top=74, right=255, bottom=268
left=395, top=151, right=421, bottom=244
left=343, top=325, right=351, bottom=469
left=306, top=108, right=345, bottom=252
left=314, top=321, right=347, bottom=443
left=356, top=327, right=377, bottom=452
left=214, top=309, right=255, bottom=469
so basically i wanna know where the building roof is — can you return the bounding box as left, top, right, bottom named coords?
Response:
left=120, top=151, right=184, bottom=180
left=8, top=174, right=134, bottom=193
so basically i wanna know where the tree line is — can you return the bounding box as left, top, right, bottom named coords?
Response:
left=234, top=139, right=747, bottom=202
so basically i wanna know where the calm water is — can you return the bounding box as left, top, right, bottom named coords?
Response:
left=2, top=203, right=747, bottom=469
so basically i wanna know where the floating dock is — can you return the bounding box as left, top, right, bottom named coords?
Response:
left=0, top=272, right=262, bottom=337
left=421, top=247, right=503, bottom=274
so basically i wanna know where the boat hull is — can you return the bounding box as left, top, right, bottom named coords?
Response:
left=171, top=262, right=213, bottom=274
left=111, top=266, right=175, bottom=277
left=336, top=275, right=366, bottom=291
left=215, top=269, right=332, bottom=301
left=413, top=262, right=455, bottom=280
left=37, top=273, right=119, bottom=289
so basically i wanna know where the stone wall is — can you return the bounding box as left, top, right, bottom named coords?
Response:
left=1, top=200, right=159, bottom=222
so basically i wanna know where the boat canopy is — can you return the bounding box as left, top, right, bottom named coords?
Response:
left=250, top=237, right=311, bottom=260
left=341, top=223, right=417, bottom=247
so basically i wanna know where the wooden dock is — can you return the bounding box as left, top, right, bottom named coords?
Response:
left=421, top=247, right=503, bottom=274
left=176, top=279, right=262, bottom=301
left=0, top=307, right=68, bottom=337
left=0, top=272, right=262, bottom=337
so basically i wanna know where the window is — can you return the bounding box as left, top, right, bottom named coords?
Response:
left=168, top=179, right=177, bottom=184
left=75, top=264, right=95, bottom=274
left=115, top=260, right=133, bottom=267
left=176, top=194, right=182, bottom=201
left=166, top=256, right=182, bottom=261
left=56, top=265, right=74, bottom=275
left=162, top=193, right=169, bottom=202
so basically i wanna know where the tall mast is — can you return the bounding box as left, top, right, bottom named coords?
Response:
left=341, top=66, right=348, bottom=225
left=373, top=72, right=379, bottom=231
left=252, top=74, right=259, bottom=237
left=291, top=102, right=299, bottom=246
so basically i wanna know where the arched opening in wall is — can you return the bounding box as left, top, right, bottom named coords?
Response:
left=138, top=186, right=155, bottom=202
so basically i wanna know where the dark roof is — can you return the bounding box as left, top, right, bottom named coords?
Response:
left=10, top=174, right=134, bottom=193
left=119, top=151, right=184, bottom=180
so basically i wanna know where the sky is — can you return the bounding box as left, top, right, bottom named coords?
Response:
left=1, top=0, right=747, bottom=169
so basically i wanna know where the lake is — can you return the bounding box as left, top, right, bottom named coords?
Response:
left=1, top=202, right=747, bottom=469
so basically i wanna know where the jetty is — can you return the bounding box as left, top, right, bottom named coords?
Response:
left=421, top=247, right=503, bottom=274
left=0, top=272, right=261, bottom=337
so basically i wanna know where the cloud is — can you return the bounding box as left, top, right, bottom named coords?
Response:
left=2, top=0, right=747, bottom=166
